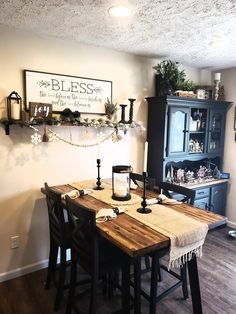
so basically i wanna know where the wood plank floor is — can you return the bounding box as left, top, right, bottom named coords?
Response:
left=0, top=226, right=235, bottom=314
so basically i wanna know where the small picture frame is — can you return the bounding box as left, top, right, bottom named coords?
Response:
left=195, top=85, right=213, bottom=99
left=197, top=89, right=205, bottom=99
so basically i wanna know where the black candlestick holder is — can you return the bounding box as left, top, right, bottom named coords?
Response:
left=119, top=104, right=127, bottom=123
left=94, top=159, right=104, bottom=190
left=128, top=98, right=136, bottom=124
left=137, top=172, right=152, bottom=214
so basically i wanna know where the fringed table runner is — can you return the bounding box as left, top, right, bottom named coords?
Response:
left=70, top=180, right=208, bottom=268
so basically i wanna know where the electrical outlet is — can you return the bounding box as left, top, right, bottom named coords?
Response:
left=11, top=236, right=20, bottom=249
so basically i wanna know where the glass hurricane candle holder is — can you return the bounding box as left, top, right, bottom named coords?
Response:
left=112, top=165, right=132, bottom=201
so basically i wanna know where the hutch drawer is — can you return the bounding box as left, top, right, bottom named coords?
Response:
left=195, top=187, right=210, bottom=199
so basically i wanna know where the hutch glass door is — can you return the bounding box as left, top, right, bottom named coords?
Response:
left=208, top=109, right=225, bottom=153
left=167, top=107, right=189, bottom=156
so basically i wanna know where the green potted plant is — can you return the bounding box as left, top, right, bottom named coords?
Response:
left=153, top=60, right=196, bottom=96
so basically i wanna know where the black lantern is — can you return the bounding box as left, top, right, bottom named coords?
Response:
left=7, top=91, right=22, bottom=121
left=112, top=165, right=132, bottom=201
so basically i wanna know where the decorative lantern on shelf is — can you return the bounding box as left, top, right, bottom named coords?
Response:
left=7, top=91, right=22, bottom=121
left=112, top=165, right=132, bottom=201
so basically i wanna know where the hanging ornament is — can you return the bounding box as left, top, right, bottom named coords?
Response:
left=136, top=121, right=146, bottom=135
left=97, top=130, right=104, bottom=142
left=42, top=127, right=49, bottom=142
left=112, top=129, right=123, bottom=143
left=48, top=131, right=59, bottom=142
left=82, top=128, right=91, bottom=140
left=31, top=132, right=42, bottom=145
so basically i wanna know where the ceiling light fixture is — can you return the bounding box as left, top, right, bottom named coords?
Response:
left=108, top=5, right=131, bottom=17
left=209, top=39, right=225, bottom=48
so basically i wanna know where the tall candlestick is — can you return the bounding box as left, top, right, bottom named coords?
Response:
left=128, top=98, right=136, bottom=124
left=137, top=171, right=152, bottom=214
left=119, top=104, right=127, bottom=123
left=214, top=80, right=220, bottom=100
left=143, top=141, right=148, bottom=172
left=93, top=159, right=104, bottom=190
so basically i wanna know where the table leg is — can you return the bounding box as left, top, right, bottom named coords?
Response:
left=149, top=252, right=159, bottom=314
left=134, top=257, right=141, bottom=314
left=187, top=254, right=203, bottom=314
left=122, top=254, right=131, bottom=314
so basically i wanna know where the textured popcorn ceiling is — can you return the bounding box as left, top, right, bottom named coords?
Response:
left=0, top=0, right=236, bottom=69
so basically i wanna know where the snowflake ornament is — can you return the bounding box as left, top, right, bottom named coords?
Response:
left=31, top=132, right=42, bottom=145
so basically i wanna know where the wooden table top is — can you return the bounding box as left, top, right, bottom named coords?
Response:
left=41, top=184, right=227, bottom=258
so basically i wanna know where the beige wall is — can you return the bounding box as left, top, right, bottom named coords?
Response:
left=218, top=68, right=236, bottom=227
left=0, top=26, right=211, bottom=281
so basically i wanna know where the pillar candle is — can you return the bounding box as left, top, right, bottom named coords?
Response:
left=11, top=101, right=21, bottom=120
left=214, top=72, right=221, bottom=81
left=143, top=141, right=148, bottom=172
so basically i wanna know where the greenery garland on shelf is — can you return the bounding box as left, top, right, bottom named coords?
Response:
left=1, top=117, right=145, bottom=145
left=1, top=99, right=145, bottom=145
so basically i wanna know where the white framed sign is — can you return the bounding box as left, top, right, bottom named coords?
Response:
left=24, top=70, right=112, bottom=114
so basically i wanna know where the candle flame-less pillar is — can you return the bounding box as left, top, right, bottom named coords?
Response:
left=143, top=141, right=148, bottom=173
left=214, top=72, right=221, bottom=81
left=97, top=143, right=100, bottom=159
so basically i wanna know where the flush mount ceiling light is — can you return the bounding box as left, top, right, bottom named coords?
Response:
left=209, top=39, right=225, bottom=48
left=108, top=5, right=131, bottom=17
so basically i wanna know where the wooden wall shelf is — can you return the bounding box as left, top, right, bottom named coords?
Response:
left=1, top=117, right=144, bottom=136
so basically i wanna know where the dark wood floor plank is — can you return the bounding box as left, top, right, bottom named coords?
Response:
left=0, top=226, right=235, bottom=314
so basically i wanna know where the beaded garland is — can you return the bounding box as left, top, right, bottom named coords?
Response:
left=47, top=128, right=116, bottom=148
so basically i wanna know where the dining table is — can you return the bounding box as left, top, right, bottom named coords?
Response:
left=41, top=180, right=227, bottom=314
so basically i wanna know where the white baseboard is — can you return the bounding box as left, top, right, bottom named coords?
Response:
left=0, top=249, right=71, bottom=283
left=227, top=220, right=236, bottom=229
left=0, top=259, right=48, bottom=283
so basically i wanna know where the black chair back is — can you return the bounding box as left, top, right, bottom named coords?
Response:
left=130, top=172, right=156, bottom=190
left=158, top=182, right=196, bottom=205
left=65, top=196, right=98, bottom=274
left=44, top=182, right=68, bottom=246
